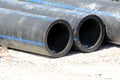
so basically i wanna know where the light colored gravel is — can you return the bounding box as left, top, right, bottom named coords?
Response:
left=0, top=44, right=120, bottom=80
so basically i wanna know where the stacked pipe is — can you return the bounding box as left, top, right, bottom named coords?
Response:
left=0, top=0, right=119, bottom=57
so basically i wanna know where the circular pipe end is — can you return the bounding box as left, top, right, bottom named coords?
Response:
left=46, top=20, right=73, bottom=57
left=74, top=15, right=105, bottom=52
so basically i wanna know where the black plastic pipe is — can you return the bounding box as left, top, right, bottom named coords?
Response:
left=73, top=15, right=105, bottom=52
left=0, top=8, right=73, bottom=57
left=0, top=0, right=106, bottom=52
left=26, top=0, right=120, bottom=47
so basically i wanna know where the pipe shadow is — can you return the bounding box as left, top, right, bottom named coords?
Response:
left=66, top=43, right=120, bottom=57
left=8, top=43, right=120, bottom=58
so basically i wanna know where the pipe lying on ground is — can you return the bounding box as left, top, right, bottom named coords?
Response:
left=74, top=15, right=105, bottom=52
left=27, top=0, right=120, bottom=46
left=0, top=0, right=106, bottom=52
left=0, top=8, right=73, bottom=57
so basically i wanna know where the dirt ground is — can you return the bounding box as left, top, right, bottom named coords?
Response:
left=0, top=44, right=120, bottom=80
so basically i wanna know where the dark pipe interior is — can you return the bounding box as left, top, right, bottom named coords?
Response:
left=47, top=23, right=69, bottom=53
left=79, top=18, right=100, bottom=48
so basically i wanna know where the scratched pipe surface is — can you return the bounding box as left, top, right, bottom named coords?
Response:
left=23, top=0, right=120, bottom=45
left=0, top=8, right=73, bottom=57
left=0, top=0, right=106, bottom=52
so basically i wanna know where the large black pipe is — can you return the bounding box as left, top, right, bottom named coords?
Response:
left=0, top=0, right=106, bottom=52
left=74, top=15, right=105, bottom=52
left=0, top=8, right=73, bottom=57
left=26, top=0, right=120, bottom=47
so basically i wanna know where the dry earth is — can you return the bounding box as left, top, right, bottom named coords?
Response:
left=0, top=44, right=120, bottom=80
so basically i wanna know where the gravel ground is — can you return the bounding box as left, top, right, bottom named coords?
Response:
left=0, top=44, right=120, bottom=80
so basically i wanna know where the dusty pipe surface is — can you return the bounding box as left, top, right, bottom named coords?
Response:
left=26, top=0, right=120, bottom=45
left=0, top=0, right=87, bottom=31
left=0, top=8, right=73, bottom=57
left=0, top=0, right=105, bottom=52
left=0, top=0, right=106, bottom=52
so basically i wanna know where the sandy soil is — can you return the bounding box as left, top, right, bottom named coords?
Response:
left=0, top=44, right=120, bottom=80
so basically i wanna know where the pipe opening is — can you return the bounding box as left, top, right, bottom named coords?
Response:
left=79, top=18, right=101, bottom=48
left=47, top=23, right=70, bottom=53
